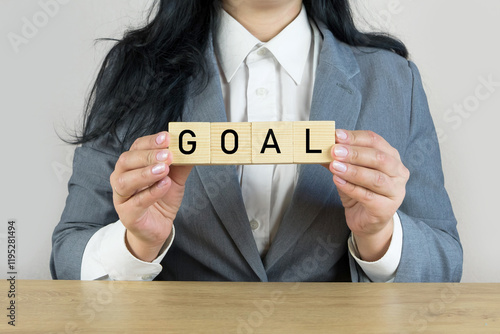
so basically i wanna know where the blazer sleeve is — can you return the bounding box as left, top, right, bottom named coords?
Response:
left=50, top=136, right=121, bottom=280
left=349, top=61, right=463, bottom=282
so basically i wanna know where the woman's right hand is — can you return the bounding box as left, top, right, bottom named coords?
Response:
left=110, top=131, right=192, bottom=262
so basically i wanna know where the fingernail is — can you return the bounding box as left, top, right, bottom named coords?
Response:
left=334, top=145, right=348, bottom=157
left=332, top=161, right=347, bottom=173
left=156, top=133, right=166, bottom=145
left=334, top=175, right=347, bottom=185
left=152, top=163, right=166, bottom=175
left=156, top=150, right=168, bottom=162
left=336, top=129, right=347, bottom=141
left=157, top=177, right=169, bottom=188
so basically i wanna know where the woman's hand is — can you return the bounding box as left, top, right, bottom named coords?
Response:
left=110, top=132, right=192, bottom=262
left=329, top=130, right=410, bottom=261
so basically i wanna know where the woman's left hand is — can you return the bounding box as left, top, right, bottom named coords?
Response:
left=329, top=129, right=410, bottom=262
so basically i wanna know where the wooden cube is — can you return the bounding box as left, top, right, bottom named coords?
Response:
left=293, top=121, right=336, bottom=164
left=210, top=122, right=252, bottom=165
left=169, top=122, right=211, bottom=165
left=252, top=122, right=293, bottom=164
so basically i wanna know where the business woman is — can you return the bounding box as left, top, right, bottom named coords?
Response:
left=51, top=0, right=463, bottom=282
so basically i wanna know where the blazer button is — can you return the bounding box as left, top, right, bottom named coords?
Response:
left=250, top=220, right=260, bottom=231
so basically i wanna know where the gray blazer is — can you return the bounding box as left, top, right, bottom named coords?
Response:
left=51, top=24, right=463, bottom=282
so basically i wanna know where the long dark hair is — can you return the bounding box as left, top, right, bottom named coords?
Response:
left=70, top=0, right=408, bottom=147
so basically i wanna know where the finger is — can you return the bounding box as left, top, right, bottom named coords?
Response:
left=115, top=148, right=172, bottom=173
left=119, top=176, right=173, bottom=220
left=129, top=132, right=170, bottom=152
left=332, top=174, right=392, bottom=209
left=330, top=161, right=398, bottom=198
left=111, top=162, right=170, bottom=205
left=335, top=129, right=400, bottom=159
left=168, top=165, right=194, bottom=187
left=332, top=144, right=406, bottom=178
left=332, top=176, right=356, bottom=208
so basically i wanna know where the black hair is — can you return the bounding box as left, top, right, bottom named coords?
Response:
left=70, top=0, right=408, bottom=147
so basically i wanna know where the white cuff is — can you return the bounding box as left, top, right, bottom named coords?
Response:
left=81, top=221, right=174, bottom=281
left=348, top=212, right=403, bottom=282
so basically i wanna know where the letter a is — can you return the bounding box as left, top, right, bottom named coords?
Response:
left=260, top=129, right=281, bottom=154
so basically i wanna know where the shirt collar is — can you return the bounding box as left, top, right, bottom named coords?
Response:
left=215, top=5, right=312, bottom=85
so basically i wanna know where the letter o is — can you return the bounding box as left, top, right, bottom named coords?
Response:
left=215, top=170, right=232, bottom=185
left=97, top=290, right=113, bottom=305
left=204, top=181, right=220, bottom=197
left=302, top=257, right=318, bottom=274
left=33, top=11, right=49, bottom=27
left=247, top=311, right=263, bottom=328
left=221, top=129, right=239, bottom=154
left=463, top=96, right=479, bottom=112
left=429, top=299, right=445, bottom=315
left=407, top=149, right=425, bottom=168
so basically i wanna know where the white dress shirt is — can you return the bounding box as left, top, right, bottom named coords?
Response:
left=216, top=6, right=318, bottom=256
left=81, top=6, right=402, bottom=282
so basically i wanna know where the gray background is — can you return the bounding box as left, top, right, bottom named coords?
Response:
left=1, top=0, right=499, bottom=282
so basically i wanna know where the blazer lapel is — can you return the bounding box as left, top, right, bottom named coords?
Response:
left=264, top=25, right=362, bottom=271
left=179, top=39, right=267, bottom=282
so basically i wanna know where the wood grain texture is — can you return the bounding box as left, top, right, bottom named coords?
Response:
left=169, top=122, right=211, bottom=165
left=293, top=121, right=336, bottom=164
left=252, top=121, right=293, bottom=164
left=168, top=121, right=336, bottom=165
left=210, top=122, right=252, bottom=165
left=1, top=280, right=499, bottom=333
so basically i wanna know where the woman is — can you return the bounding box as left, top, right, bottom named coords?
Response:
left=51, top=0, right=462, bottom=282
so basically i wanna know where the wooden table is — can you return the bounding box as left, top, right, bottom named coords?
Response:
left=1, top=280, right=499, bottom=333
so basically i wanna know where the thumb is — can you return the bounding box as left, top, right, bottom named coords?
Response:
left=333, top=176, right=356, bottom=208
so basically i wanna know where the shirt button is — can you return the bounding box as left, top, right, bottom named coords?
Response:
left=256, top=88, right=268, bottom=96
left=257, top=48, right=267, bottom=56
left=250, top=220, right=260, bottom=230
left=141, top=274, right=153, bottom=280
